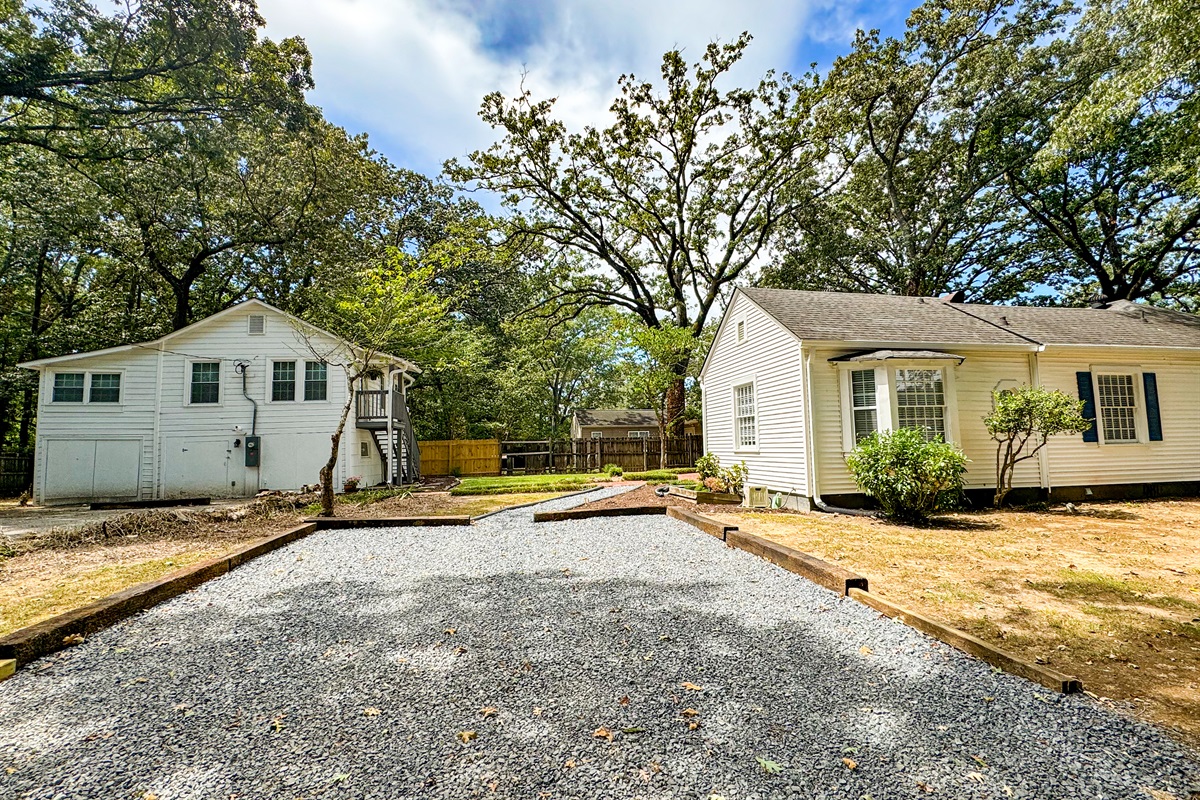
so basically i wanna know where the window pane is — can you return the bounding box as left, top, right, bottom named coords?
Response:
left=736, top=384, right=756, bottom=447
left=851, top=369, right=876, bottom=408
left=304, top=361, right=327, bottom=401
left=89, top=373, right=121, bottom=403
left=272, top=361, right=296, bottom=402
left=853, top=409, right=878, bottom=443
left=894, top=369, right=945, bottom=441
left=191, top=362, right=220, bottom=404
left=1097, top=374, right=1137, bottom=442
left=52, top=373, right=85, bottom=403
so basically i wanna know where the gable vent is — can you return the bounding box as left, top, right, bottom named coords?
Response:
left=247, top=314, right=266, bottom=335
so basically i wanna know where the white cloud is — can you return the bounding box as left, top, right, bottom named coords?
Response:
left=257, top=0, right=826, bottom=176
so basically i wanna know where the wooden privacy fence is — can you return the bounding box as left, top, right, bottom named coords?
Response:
left=501, top=435, right=703, bottom=474
left=0, top=454, right=32, bottom=495
left=418, top=439, right=501, bottom=476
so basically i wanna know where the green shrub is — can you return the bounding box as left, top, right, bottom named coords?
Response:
left=623, top=469, right=681, bottom=482
left=695, top=452, right=721, bottom=480
left=603, top=463, right=624, bottom=477
left=845, top=428, right=968, bottom=522
left=449, top=466, right=463, bottom=478
left=692, top=453, right=747, bottom=495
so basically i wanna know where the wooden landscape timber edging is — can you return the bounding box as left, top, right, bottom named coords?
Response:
left=848, top=588, right=1083, bottom=694
left=666, top=505, right=739, bottom=541
left=726, top=529, right=869, bottom=596
left=0, top=522, right=319, bottom=669
left=0, top=659, right=13, bottom=682
left=89, top=497, right=210, bottom=511
left=532, top=505, right=667, bottom=523
left=304, top=516, right=472, bottom=529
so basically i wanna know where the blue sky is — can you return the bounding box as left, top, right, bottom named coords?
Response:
left=257, top=0, right=913, bottom=178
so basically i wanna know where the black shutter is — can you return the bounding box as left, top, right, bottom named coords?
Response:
left=1076, top=371, right=1098, bottom=443
left=1143, top=372, right=1163, bottom=441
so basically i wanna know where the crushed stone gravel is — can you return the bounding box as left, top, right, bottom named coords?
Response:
left=1, top=487, right=1196, bottom=799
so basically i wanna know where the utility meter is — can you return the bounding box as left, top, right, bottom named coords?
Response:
left=245, top=435, right=261, bottom=467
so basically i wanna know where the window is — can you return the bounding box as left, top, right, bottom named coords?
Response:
left=735, top=383, right=757, bottom=449
left=1096, top=373, right=1138, bottom=442
left=272, top=361, right=296, bottom=401
left=52, top=373, right=85, bottom=403
left=304, top=361, right=327, bottom=401
left=360, top=441, right=370, bottom=457
left=849, top=369, right=878, bottom=443
left=894, top=368, right=945, bottom=441
left=248, top=314, right=265, bottom=335
left=628, top=430, right=650, bottom=439
left=590, top=431, right=602, bottom=439
left=736, top=320, right=746, bottom=343
left=89, top=373, right=121, bottom=403
left=190, top=362, right=221, bottom=404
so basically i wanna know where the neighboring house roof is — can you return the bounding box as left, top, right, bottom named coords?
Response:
left=573, top=409, right=660, bottom=427
left=17, top=299, right=420, bottom=372
left=739, top=287, right=1200, bottom=349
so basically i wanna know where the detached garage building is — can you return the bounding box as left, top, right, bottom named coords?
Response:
left=19, top=300, right=419, bottom=506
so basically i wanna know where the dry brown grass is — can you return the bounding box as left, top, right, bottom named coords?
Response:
left=708, top=499, right=1200, bottom=745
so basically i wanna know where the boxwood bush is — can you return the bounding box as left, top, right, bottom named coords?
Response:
left=845, top=428, right=967, bottom=522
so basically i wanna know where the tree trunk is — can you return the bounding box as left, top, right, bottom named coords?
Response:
left=664, top=373, right=686, bottom=439
left=319, top=389, right=357, bottom=516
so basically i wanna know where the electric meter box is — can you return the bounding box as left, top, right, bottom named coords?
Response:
left=245, top=435, right=261, bottom=467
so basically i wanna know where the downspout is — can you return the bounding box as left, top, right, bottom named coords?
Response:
left=386, top=367, right=394, bottom=486
left=152, top=342, right=164, bottom=500
left=235, top=362, right=257, bottom=434
left=803, top=349, right=877, bottom=517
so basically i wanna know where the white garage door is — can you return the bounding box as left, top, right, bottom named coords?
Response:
left=44, top=438, right=142, bottom=502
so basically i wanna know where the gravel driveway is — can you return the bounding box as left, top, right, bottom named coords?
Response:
left=2, top=488, right=1196, bottom=799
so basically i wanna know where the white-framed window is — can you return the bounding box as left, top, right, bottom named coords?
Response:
left=304, top=361, right=328, bottom=401
left=189, top=361, right=221, bottom=405
left=50, top=371, right=123, bottom=404
left=590, top=431, right=602, bottom=439
left=272, top=360, right=296, bottom=402
left=248, top=314, right=266, bottom=335
left=51, top=372, right=85, bottom=403
left=734, top=382, right=757, bottom=449
left=1095, top=372, right=1138, bottom=443
left=736, top=319, right=746, bottom=343
left=628, top=430, right=650, bottom=439
left=894, top=368, right=946, bottom=441
left=849, top=369, right=878, bottom=443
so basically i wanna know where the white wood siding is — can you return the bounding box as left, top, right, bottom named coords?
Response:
left=1037, top=348, right=1200, bottom=488
left=699, top=293, right=808, bottom=495
left=31, top=305, right=385, bottom=503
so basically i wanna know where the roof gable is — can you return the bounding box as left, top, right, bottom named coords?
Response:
left=574, top=408, right=659, bottom=426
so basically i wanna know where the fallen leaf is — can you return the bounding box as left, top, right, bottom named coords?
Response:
left=916, top=780, right=934, bottom=793
left=332, top=773, right=349, bottom=783
left=532, top=707, right=543, bottom=717
left=62, top=633, right=85, bottom=646
left=444, top=628, right=457, bottom=635
left=142, top=794, right=158, bottom=800
left=967, top=771, right=985, bottom=783
left=842, top=757, right=857, bottom=770
left=971, top=755, right=989, bottom=768
left=622, top=727, right=645, bottom=734
left=618, top=695, right=630, bottom=706
left=480, top=706, right=498, bottom=718
left=457, top=730, right=477, bottom=744
left=859, top=645, right=874, bottom=656
left=563, top=759, right=578, bottom=769
left=593, top=727, right=614, bottom=742
left=680, top=708, right=700, bottom=717
left=687, top=720, right=701, bottom=730
left=681, top=682, right=703, bottom=691
left=1143, top=788, right=1178, bottom=800
left=487, top=780, right=498, bottom=791
left=756, top=756, right=782, bottom=775
left=4, top=767, right=16, bottom=775
left=362, top=707, right=381, bottom=717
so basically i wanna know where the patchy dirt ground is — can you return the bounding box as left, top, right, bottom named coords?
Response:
left=705, top=499, right=1200, bottom=746
left=334, top=490, right=573, bottom=518
left=573, top=481, right=736, bottom=515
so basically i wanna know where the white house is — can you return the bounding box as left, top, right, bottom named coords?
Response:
left=18, top=300, right=420, bottom=506
left=699, top=288, right=1200, bottom=509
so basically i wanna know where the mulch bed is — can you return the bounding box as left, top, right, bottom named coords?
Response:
left=576, top=483, right=735, bottom=515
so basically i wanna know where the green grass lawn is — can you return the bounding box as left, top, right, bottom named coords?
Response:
left=450, top=473, right=600, bottom=495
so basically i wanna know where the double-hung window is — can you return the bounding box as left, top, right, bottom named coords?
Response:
left=52, top=373, right=85, bottom=403
left=894, top=368, right=946, bottom=441
left=628, top=430, right=650, bottom=439
left=1096, top=373, right=1138, bottom=442
left=272, top=361, right=296, bottom=401
left=88, top=373, right=121, bottom=403
left=190, top=362, right=221, bottom=404
left=849, top=369, right=878, bottom=442
left=304, top=361, right=328, bottom=401
left=735, top=383, right=757, bottom=449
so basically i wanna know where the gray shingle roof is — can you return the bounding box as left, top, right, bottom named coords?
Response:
left=740, top=288, right=1200, bottom=349
left=573, top=409, right=659, bottom=426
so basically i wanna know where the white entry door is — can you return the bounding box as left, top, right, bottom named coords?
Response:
left=162, top=436, right=246, bottom=498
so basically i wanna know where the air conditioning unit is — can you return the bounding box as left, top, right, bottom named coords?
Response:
left=746, top=485, right=770, bottom=508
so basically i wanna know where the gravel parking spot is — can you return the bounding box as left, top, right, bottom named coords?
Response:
left=1, top=491, right=1196, bottom=799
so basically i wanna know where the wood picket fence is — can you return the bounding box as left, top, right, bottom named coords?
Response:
left=418, top=439, right=501, bottom=476
left=501, top=435, right=703, bottom=474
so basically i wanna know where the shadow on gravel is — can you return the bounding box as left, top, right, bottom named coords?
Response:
left=0, top=566, right=1195, bottom=799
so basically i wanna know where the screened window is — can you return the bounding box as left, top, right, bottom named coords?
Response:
left=894, top=368, right=946, bottom=441
left=89, top=373, right=121, bottom=403
left=850, top=369, right=878, bottom=443
left=1096, top=373, right=1138, bottom=442
left=190, top=362, right=221, bottom=404
left=628, top=430, right=650, bottom=439
left=52, top=373, right=85, bottom=403
left=735, top=383, right=757, bottom=448
left=304, top=361, right=327, bottom=401
left=272, top=361, right=296, bottom=401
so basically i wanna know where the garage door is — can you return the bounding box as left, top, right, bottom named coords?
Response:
left=44, top=438, right=142, bottom=502
left=162, top=437, right=244, bottom=499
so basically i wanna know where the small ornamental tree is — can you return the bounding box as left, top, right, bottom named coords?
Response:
left=846, top=428, right=968, bottom=523
left=984, top=386, right=1091, bottom=507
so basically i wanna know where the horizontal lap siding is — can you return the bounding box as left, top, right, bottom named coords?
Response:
left=701, top=294, right=807, bottom=495
left=812, top=349, right=1037, bottom=494
left=1038, top=349, right=1200, bottom=487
